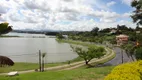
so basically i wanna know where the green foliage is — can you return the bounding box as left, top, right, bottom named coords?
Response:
left=91, top=27, right=99, bottom=32
left=91, top=27, right=99, bottom=36
left=131, top=0, right=142, bottom=26
left=117, top=25, right=128, bottom=31
left=121, top=43, right=135, bottom=55
left=137, top=34, right=142, bottom=45
left=56, top=34, right=64, bottom=39
left=42, top=53, right=46, bottom=58
left=58, top=39, right=116, bottom=66
left=135, top=47, right=142, bottom=60
left=0, top=22, right=9, bottom=32
left=99, top=28, right=111, bottom=33
left=71, top=46, right=105, bottom=64
left=0, top=22, right=12, bottom=35
left=0, top=62, right=66, bottom=73
left=105, top=60, right=142, bottom=80
left=129, top=33, right=137, bottom=41
left=0, top=66, right=114, bottom=80
left=120, top=42, right=136, bottom=61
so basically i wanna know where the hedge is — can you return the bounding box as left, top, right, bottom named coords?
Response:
left=104, top=60, right=142, bottom=80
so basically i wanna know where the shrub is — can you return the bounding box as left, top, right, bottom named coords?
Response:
left=104, top=60, right=142, bottom=80
left=135, top=47, right=142, bottom=60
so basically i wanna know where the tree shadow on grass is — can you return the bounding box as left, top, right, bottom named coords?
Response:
left=86, top=63, right=113, bottom=68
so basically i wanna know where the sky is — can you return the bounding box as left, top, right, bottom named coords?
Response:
left=0, top=0, right=137, bottom=31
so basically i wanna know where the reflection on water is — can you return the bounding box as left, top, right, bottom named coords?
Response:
left=0, top=33, right=78, bottom=63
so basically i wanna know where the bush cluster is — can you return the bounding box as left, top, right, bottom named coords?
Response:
left=104, top=60, right=142, bottom=80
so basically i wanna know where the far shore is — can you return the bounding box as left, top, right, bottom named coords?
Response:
left=0, top=35, right=20, bottom=38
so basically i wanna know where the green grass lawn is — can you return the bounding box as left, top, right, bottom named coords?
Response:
left=0, top=62, right=66, bottom=73
left=0, top=56, right=84, bottom=73
left=0, top=66, right=114, bottom=80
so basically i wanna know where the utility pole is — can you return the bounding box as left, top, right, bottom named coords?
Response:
left=121, top=49, right=123, bottom=63
left=39, top=50, right=41, bottom=72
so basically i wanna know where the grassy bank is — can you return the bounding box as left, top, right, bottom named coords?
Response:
left=57, top=39, right=95, bottom=47
left=0, top=56, right=83, bottom=73
left=57, top=39, right=116, bottom=64
left=0, top=62, right=65, bottom=73
left=0, top=66, right=114, bottom=80
left=0, top=57, right=83, bottom=73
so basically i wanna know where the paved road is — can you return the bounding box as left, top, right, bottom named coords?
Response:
left=103, top=47, right=134, bottom=66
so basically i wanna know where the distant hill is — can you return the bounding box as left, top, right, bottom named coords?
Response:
left=12, top=29, right=88, bottom=36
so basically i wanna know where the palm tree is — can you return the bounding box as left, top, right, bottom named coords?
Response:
left=0, top=56, right=14, bottom=67
left=41, top=53, right=46, bottom=72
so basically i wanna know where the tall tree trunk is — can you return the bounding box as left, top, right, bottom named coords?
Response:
left=42, top=58, right=44, bottom=72
left=39, top=51, right=41, bottom=72
left=85, top=61, right=88, bottom=65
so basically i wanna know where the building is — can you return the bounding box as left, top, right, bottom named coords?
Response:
left=116, top=34, right=129, bottom=46
left=62, top=35, right=68, bottom=39
left=110, top=29, right=117, bottom=34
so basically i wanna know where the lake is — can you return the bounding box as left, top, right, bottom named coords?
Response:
left=0, top=33, right=78, bottom=63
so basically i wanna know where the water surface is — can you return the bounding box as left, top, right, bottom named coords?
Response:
left=0, top=33, right=78, bottom=63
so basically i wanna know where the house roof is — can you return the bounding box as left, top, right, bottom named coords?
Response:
left=116, top=34, right=129, bottom=38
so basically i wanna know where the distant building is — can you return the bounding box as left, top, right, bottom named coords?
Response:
left=110, top=29, right=117, bottom=34
left=116, top=34, right=129, bottom=46
left=136, top=31, right=140, bottom=34
left=62, top=35, right=68, bottom=39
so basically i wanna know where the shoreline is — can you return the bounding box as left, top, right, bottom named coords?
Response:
left=0, top=39, right=115, bottom=73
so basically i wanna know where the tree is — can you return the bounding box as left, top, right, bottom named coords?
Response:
left=135, top=47, right=142, bottom=60
left=91, top=27, right=99, bottom=36
left=131, top=0, right=142, bottom=26
left=56, top=33, right=64, bottom=39
left=91, top=27, right=99, bottom=32
left=117, top=25, right=128, bottom=31
left=0, top=56, right=14, bottom=67
left=121, top=43, right=136, bottom=61
left=71, top=46, right=105, bottom=65
left=99, top=28, right=111, bottom=33
left=41, top=53, right=46, bottom=72
left=0, top=22, right=12, bottom=35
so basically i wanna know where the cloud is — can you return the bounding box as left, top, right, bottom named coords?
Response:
left=9, top=15, right=21, bottom=22
left=0, top=0, right=136, bottom=31
left=100, top=18, right=116, bottom=23
left=8, top=10, right=23, bottom=22
left=0, top=15, right=7, bottom=21
left=107, top=1, right=116, bottom=7
left=95, top=20, right=136, bottom=29
left=122, top=0, right=133, bottom=6
left=0, top=1, right=10, bottom=14
left=93, top=10, right=119, bottom=19
left=87, top=10, right=120, bottom=23
left=122, top=12, right=131, bottom=18
left=24, top=0, right=50, bottom=11
left=63, top=0, right=73, bottom=1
